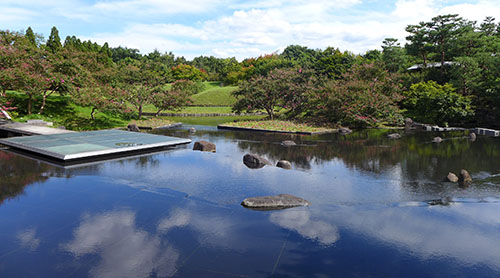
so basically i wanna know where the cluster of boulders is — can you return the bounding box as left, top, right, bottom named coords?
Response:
left=190, top=138, right=307, bottom=209
left=445, top=169, right=472, bottom=184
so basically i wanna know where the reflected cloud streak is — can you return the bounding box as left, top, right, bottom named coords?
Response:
left=17, top=228, right=40, bottom=251
left=62, top=211, right=179, bottom=278
left=270, top=209, right=339, bottom=245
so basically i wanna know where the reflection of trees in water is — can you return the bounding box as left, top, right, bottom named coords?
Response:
left=233, top=129, right=405, bottom=173
left=157, top=127, right=500, bottom=182
left=0, top=151, right=67, bottom=205
left=401, top=135, right=500, bottom=185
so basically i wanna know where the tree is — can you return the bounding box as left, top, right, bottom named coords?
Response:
left=171, top=79, right=204, bottom=95
left=309, top=63, right=403, bottom=127
left=381, top=38, right=407, bottom=73
left=73, top=84, right=126, bottom=120
left=405, top=22, right=433, bottom=67
left=171, top=64, right=207, bottom=81
left=25, top=27, right=37, bottom=47
left=46, top=26, right=62, bottom=53
left=401, top=81, right=474, bottom=125
left=150, top=88, right=191, bottom=116
left=232, top=68, right=316, bottom=119
left=281, top=45, right=318, bottom=68
left=427, top=14, right=465, bottom=76
left=314, top=47, right=355, bottom=79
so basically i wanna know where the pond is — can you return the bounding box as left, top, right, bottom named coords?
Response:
left=1, top=126, right=500, bottom=277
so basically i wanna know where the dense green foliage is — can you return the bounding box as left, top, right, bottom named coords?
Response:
left=1, top=14, right=500, bottom=128
left=402, top=81, right=474, bottom=125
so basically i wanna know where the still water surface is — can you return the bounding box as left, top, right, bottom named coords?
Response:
left=1, top=126, right=500, bottom=277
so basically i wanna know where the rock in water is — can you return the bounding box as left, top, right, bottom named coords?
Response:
left=281, top=140, right=296, bottom=147
left=446, top=172, right=459, bottom=183
left=469, top=132, right=476, bottom=141
left=243, top=154, right=271, bottom=169
left=387, top=133, right=402, bottom=139
left=241, top=194, right=310, bottom=209
left=276, top=160, right=292, bottom=169
left=188, top=127, right=196, bottom=133
left=432, top=137, right=443, bottom=143
left=193, top=141, right=216, bottom=152
left=339, top=127, right=352, bottom=134
left=404, top=118, right=413, bottom=128
left=127, top=124, right=140, bottom=132
left=459, top=169, right=472, bottom=183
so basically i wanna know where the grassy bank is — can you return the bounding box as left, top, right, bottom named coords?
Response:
left=219, top=120, right=335, bottom=133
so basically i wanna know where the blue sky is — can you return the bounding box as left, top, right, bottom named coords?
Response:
left=1, top=0, right=499, bottom=60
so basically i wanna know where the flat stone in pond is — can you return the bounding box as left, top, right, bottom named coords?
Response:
left=339, top=127, right=352, bottom=134
left=387, top=133, right=401, bottom=139
left=432, top=137, right=443, bottom=143
left=281, top=140, right=296, bottom=146
left=241, top=194, right=310, bottom=210
left=193, top=140, right=216, bottom=152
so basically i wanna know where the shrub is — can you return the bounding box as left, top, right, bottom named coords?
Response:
left=171, top=79, right=204, bottom=95
left=402, top=81, right=474, bottom=125
left=232, top=68, right=316, bottom=119
left=309, top=63, right=403, bottom=127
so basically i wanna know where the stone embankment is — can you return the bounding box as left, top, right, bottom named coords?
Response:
left=405, top=118, right=499, bottom=137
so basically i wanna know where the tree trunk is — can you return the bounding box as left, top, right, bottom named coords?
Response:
left=39, top=91, right=53, bottom=114
left=90, top=107, right=97, bottom=120
left=138, top=105, right=143, bottom=119
left=39, top=95, right=47, bottom=114
left=28, top=94, right=32, bottom=115
left=440, top=37, right=445, bottom=77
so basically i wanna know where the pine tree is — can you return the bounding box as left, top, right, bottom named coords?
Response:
left=25, top=26, right=37, bottom=47
left=46, top=26, right=62, bottom=53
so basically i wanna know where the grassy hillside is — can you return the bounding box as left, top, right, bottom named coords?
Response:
left=190, top=83, right=238, bottom=106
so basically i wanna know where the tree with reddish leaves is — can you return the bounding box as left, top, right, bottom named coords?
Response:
left=150, top=88, right=191, bottom=117
left=72, top=84, right=127, bottom=120
left=310, top=63, right=403, bottom=127
left=232, top=68, right=317, bottom=120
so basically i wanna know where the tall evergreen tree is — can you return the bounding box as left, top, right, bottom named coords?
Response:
left=25, top=27, right=37, bottom=47
left=46, top=26, right=62, bottom=53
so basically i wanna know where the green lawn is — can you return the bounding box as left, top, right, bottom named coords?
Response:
left=4, top=81, right=244, bottom=130
left=164, top=115, right=265, bottom=126
left=142, top=105, right=234, bottom=114
left=190, top=85, right=238, bottom=106
left=219, top=120, right=336, bottom=133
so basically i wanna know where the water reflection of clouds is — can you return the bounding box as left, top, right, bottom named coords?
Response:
left=62, top=211, right=179, bottom=278
left=269, top=209, right=339, bottom=245
left=17, top=228, right=40, bottom=251
left=317, top=203, right=500, bottom=270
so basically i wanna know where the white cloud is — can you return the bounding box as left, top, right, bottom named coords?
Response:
left=91, top=0, right=224, bottom=15
left=4, top=0, right=500, bottom=59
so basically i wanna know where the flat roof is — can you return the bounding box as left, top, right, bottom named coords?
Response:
left=0, top=129, right=191, bottom=161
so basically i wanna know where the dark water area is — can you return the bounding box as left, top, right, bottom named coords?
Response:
left=1, top=126, right=500, bottom=277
